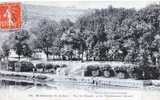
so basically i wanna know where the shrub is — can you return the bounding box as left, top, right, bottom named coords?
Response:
left=52, top=64, right=60, bottom=70
left=45, top=64, right=53, bottom=70
left=61, top=64, right=67, bottom=68
left=36, top=63, right=45, bottom=69
left=131, top=65, right=160, bottom=80
left=84, top=65, right=100, bottom=76
left=99, top=65, right=115, bottom=77
left=130, top=66, right=143, bottom=79
left=14, top=62, right=21, bottom=72
left=20, top=61, right=34, bottom=72
left=116, top=72, right=127, bottom=79
left=35, top=63, right=45, bottom=72
left=114, top=66, right=129, bottom=79
left=36, top=75, right=47, bottom=80
left=15, top=61, right=34, bottom=72
left=142, top=66, right=159, bottom=80
left=114, top=66, right=127, bottom=73
left=8, top=61, right=18, bottom=71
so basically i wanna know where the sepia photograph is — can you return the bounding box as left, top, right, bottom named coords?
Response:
left=0, top=0, right=160, bottom=100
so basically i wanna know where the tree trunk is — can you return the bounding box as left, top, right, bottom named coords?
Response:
left=6, top=56, right=9, bottom=61
left=46, top=47, right=49, bottom=60
left=78, top=52, right=81, bottom=61
left=86, top=50, right=89, bottom=61
left=52, top=55, right=55, bottom=60
left=59, top=55, right=62, bottom=60
left=81, top=51, right=84, bottom=62
left=71, top=55, right=73, bottom=60
left=155, top=56, right=158, bottom=66
left=46, top=54, right=49, bottom=60
left=18, top=55, right=21, bottom=61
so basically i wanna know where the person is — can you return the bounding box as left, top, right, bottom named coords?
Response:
left=4, top=6, right=15, bottom=28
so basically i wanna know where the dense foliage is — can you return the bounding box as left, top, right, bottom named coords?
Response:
left=2, top=4, right=160, bottom=67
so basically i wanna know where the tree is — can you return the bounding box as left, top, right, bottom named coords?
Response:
left=1, top=41, right=10, bottom=60
left=22, top=43, right=33, bottom=59
left=72, top=31, right=88, bottom=62
left=13, top=29, right=32, bottom=60
left=34, top=19, right=59, bottom=60
left=60, top=19, right=74, bottom=32
left=14, top=42, right=23, bottom=60
left=0, top=48, right=4, bottom=62
left=23, top=3, right=160, bottom=66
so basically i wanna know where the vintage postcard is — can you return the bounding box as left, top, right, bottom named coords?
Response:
left=0, top=0, right=160, bottom=100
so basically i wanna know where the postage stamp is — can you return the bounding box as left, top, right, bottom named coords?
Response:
left=0, top=2, right=22, bottom=30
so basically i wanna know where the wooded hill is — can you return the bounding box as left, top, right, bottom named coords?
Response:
left=1, top=4, right=160, bottom=67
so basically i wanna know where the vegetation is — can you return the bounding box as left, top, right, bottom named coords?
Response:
left=14, top=61, right=34, bottom=72
left=1, top=4, right=160, bottom=79
left=3, top=4, right=160, bottom=64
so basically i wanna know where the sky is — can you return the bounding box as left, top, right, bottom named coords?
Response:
left=0, top=0, right=159, bottom=9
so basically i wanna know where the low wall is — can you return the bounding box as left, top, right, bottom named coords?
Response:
left=53, top=76, right=144, bottom=88
left=0, top=71, right=145, bottom=88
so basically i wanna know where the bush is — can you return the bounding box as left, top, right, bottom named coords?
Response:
left=45, top=64, right=53, bottom=70
left=130, top=66, right=143, bottom=79
left=142, top=66, right=159, bottom=80
left=72, top=57, right=80, bottom=61
left=84, top=65, right=100, bottom=77
left=116, top=72, right=127, bottom=79
left=131, top=65, right=160, bottom=80
left=8, top=61, right=18, bottom=71
left=14, top=62, right=21, bottom=72
left=21, top=61, right=34, bottom=72
left=114, top=66, right=129, bottom=79
left=35, top=63, right=45, bottom=72
left=35, top=63, right=61, bottom=73
left=99, top=65, right=115, bottom=78
left=36, top=63, right=45, bottom=69
left=114, top=66, right=128, bottom=73
left=61, top=64, right=67, bottom=68
left=15, top=61, right=34, bottom=72
left=52, top=64, right=60, bottom=70
left=36, top=75, right=47, bottom=80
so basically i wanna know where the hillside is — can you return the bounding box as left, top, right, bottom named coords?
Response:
left=0, top=4, right=91, bottom=47
left=22, top=4, right=91, bottom=29
left=23, top=4, right=89, bottom=22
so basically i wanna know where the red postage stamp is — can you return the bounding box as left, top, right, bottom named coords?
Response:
left=0, top=2, right=22, bottom=30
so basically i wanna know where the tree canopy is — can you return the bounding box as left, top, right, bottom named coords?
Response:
left=2, top=4, right=160, bottom=66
